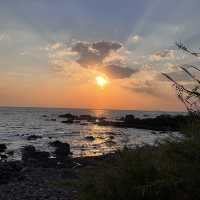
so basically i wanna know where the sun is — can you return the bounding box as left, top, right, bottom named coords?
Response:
left=96, top=76, right=108, bottom=88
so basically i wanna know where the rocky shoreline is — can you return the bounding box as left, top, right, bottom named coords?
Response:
left=0, top=113, right=191, bottom=199
left=0, top=161, right=78, bottom=200
left=0, top=141, right=116, bottom=200
left=59, top=113, right=190, bottom=131
left=95, top=114, right=190, bottom=131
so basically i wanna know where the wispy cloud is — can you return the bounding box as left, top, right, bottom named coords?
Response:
left=149, top=49, right=176, bottom=61
left=0, top=33, right=9, bottom=41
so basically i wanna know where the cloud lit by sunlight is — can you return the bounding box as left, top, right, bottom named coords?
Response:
left=0, top=0, right=199, bottom=110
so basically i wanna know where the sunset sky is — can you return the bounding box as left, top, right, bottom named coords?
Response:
left=1, top=0, right=200, bottom=111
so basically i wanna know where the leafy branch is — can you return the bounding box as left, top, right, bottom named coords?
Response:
left=163, top=42, right=200, bottom=115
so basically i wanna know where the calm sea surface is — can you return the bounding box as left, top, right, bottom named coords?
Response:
left=0, top=107, right=184, bottom=160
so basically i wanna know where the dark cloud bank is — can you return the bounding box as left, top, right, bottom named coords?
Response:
left=71, top=41, right=136, bottom=79
left=101, top=64, right=137, bottom=79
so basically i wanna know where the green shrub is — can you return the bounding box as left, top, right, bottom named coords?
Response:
left=79, top=121, right=200, bottom=200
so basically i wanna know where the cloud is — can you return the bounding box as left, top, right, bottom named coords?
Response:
left=149, top=49, right=176, bottom=61
left=49, top=49, right=78, bottom=59
left=92, top=41, right=122, bottom=55
left=158, top=70, right=194, bottom=82
left=100, top=64, right=137, bottom=79
left=125, top=80, right=161, bottom=97
left=71, top=41, right=122, bottom=67
left=69, top=40, right=137, bottom=79
left=48, top=40, right=137, bottom=80
left=51, top=42, right=63, bottom=50
left=129, top=35, right=142, bottom=44
left=102, top=51, right=125, bottom=64
left=41, top=42, right=65, bottom=52
left=0, top=33, right=9, bottom=41
left=120, top=68, right=170, bottom=97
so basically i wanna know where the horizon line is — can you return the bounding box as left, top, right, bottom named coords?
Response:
left=0, top=105, right=186, bottom=113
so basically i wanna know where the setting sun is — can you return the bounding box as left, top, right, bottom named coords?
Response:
left=96, top=76, right=108, bottom=88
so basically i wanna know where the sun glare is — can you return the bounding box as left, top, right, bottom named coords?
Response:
left=96, top=76, right=108, bottom=88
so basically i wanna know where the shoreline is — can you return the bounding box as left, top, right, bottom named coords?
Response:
left=0, top=112, right=193, bottom=199
left=1, top=113, right=188, bottom=161
left=0, top=146, right=118, bottom=200
left=0, top=112, right=197, bottom=200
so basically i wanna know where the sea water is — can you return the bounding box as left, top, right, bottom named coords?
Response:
left=0, top=107, right=184, bottom=160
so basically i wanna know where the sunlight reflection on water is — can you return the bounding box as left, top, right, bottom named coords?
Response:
left=0, top=107, right=184, bottom=160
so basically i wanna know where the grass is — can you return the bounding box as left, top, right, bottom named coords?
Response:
left=78, top=118, right=200, bottom=200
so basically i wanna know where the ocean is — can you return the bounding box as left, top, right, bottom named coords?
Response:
left=0, top=107, right=184, bottom=160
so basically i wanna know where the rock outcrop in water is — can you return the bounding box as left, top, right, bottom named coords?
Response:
left=96, top=114, right=191, bottom=131
left=85, top=136, right=95, bottom=141
left=58, top=112, right=190, bottom=131
left=27, top=135, right=42, bottom=141
left=59, top=113, right=106, bottom=123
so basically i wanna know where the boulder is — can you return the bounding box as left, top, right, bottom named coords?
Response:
left=21, top=145, right=49, bottom=163
left=27, top=135, right=42, bottom=141
left=85, top=136, right=95, bottom=141
left=124, top=114, right=135, bottom=123
left=79, top=115, right=96, bottom=121
left=49, top=141, right=71, bottom=160
left=61, top=119, right=74, bottom=124
left=59, top=113, right=77, bottom=119
left=0, top=144, right=7, bottom=153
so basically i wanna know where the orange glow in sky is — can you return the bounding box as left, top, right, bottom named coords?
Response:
left=0, top=0, right=199, bottom=112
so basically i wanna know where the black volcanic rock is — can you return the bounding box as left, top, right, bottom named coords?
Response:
left=96, top=114, right=190, bottom=131
left=49, top=140, right=71, bottom=160
left=79, top=115, right=96, bottom=121
left=85, top=136, right=95, bottom=141
left=21, top=145, right=50, bottom=163
left=7, top=150, right=14, bottom=156
left=49, top=140, right=63, bottom=147
left=59, top=113, right=106, bottom=124
left=27, top=135, right=42, bottom=141
left=124, top=114, right=135, bottom=123
left=61, top=119, right=74, bottom=124
left=59, top=113, right=77, bottom=119
left=0, top=161, right=23, bottom=185
left=0, top=144, right=7, bottom=153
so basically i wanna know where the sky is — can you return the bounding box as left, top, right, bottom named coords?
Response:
left=1, top=0, right=200, bottom=111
